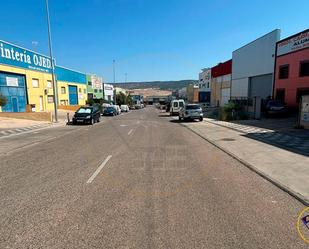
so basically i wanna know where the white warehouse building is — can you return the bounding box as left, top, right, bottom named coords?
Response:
left=231, top=29, right=281, bottom=101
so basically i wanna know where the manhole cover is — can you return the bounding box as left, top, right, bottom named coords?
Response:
left=221, top=138, right=235, bottom=141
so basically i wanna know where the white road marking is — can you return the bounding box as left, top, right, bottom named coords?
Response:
left=128, top=129, right=133, bottom=135
left=120, top=124, right=128, bottom=127
left=87, top=155, right=112, bottom=184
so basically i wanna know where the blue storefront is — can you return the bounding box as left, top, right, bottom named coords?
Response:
left=0, top=72, right=27, bottom=112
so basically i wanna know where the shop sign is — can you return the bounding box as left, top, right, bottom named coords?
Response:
left=277, top=30, right=309, bottom=56
left=91, top=75, right=103, bottom=90
left=0, top=40, right=54, bottom=73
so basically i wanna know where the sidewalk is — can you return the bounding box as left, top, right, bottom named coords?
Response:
left=181, top=118, right=309, bottom=205
left=0, top=111, right=72, bottom=138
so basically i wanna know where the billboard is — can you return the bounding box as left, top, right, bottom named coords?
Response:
left=0, top=40, right=54, bottom=73
left=277, top=30, right=309, bottom=56
left=91, top=75, right=103, bottom=90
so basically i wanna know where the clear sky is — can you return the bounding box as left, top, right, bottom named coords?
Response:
left=0, top=0, right=308, bottom=82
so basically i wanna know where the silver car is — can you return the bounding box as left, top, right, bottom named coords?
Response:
left=179, top=104, right=203, bottom=121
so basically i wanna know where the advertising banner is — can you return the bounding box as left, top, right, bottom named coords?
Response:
left=0, top=40, right=54, bottom=73
left=277, top=30, right=309, bottom=56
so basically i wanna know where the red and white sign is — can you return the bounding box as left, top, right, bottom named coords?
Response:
left=277, top=30, right=309, bottom=56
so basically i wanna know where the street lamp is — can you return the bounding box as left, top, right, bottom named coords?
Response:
left=45, top=0, right=58, bottom=122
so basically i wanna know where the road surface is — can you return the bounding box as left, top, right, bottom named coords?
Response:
left=0, top=107, right=307, bottom=248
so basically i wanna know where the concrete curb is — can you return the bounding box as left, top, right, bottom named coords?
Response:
left=181, top=123, right=309, bottom=206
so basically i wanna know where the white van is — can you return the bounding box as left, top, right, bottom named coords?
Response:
left=170, top=99, right=185, bottom=115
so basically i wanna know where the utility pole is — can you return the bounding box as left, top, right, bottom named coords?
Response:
left=45, top=0, right=58, bottom=122
left=113, top=59, right=116, bottom=84
left=113, top=59, right=116, bottom=105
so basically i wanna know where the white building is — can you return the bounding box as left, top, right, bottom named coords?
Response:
left=198, top=68, right=211, bottom=103
left=231, top=29, right=281, bottom=100
left=103, top=83, right=114, bottom=102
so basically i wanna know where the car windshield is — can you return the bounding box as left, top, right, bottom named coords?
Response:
left=106, top=107, right=114, bottom=111
left=186, top=105, right=200, bottom=110
left=76, top=108, right=92, bottom=114
left=269, top=101, right=283, bottom=107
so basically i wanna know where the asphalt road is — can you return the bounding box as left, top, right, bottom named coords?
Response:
left=0, top=107, right=307, bottom=249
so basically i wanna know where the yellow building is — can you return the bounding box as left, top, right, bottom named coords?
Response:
left=0, top=39, right=87, bottom=112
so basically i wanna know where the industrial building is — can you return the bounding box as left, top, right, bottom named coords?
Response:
left=211, top=59, right=232, bottom=107
left=231, top=29, right=281, bottom=101
left=274, top=29, right=309, bottom=109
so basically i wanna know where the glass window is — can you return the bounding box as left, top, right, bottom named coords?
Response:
left=47, top=80, right=52, bottom=88
left=32, top=79, right=39, bottom=88
left=47, top=95, right=54, bottom=103
left=279, top=65, right=289, bottom=79
left=173, top=102, right=178, bottom=108
left=88, top=81, right=92, bottom=86
left=84, top=89, right=86, bottom=94
left=300, top=61, right=309, bottom=77
left=61, top=87, right=66, bottom=94
left=179, top=102, right=184, bottom=107
left=94, top=89, right=98, bottom=93
left=79, top=88, right=82, bottom=93
left=186, top=105, right=200, bottom=110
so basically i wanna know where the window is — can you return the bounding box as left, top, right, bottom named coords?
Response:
left=173, top=102, right=178, bottom=108
left=94, top=89, right=98, bottom=93
left=79, top=88, right=82, bottom=93
left=88, top=81, right=92, bottom=86
left=279, top=65, right=289, bottom=79
left=207, top=82, right=210, bottom=88
left=32, top=79, right=39, bottom=88
left=300, top=61, right=309, bottom=77
left=47, top=80, right=52, bottom=88
left=99, top=89, right=103, bottom=93
left=61, top=87, right=66, bottom=94
left=47, top=95, right=54, bottom=103
left=179, top=102, right=184, bottom=108
left=84, top=89, right=86, bottom=94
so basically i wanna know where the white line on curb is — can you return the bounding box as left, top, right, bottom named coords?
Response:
left=128, top=129, right=133, bottom=135
left=86, top=155, right=112, bottom=184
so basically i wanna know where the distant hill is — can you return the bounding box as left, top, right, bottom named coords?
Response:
left=112, top=80, right=198, bottom=90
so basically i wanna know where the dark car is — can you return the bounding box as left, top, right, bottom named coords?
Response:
left=265, top=100, right=287, bottom=116
left=103, top=106, right=117, bottom=116
left=72, top=106, right=100, bottom=125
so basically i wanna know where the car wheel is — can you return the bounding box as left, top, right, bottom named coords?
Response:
left=90, top=118, right=94, bottom=125
left=199, top=117, right=203, bottom=121
left=97, top=116, right=100, bottom=122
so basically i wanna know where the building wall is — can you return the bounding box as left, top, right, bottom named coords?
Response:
left=231, top=29, right=280, bottom=98
left=198, top=68, right=211, bottom=92
left=211, top=60, right=232, bottom=106
left=275, top=48, right=309, bottom=108
left=0, top=64, right=54, bottom=112
left=187, top=84, right=199, bottom=103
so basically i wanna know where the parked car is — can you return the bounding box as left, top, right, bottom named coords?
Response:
left=103, top=106, right=117, bottom=116
left=111, top=105, right=121, bottom=115
left=72, top=106, right=101, bottom=125
left=265, top=100, right=287, bottom=116
left=170, top=99, right=185, bottom=115
left=121, top=104, right=129, bottom=112
left=179, top=104, right=203, bottom=121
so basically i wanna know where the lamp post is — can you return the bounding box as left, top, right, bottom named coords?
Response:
left=45, top=0, right=58, bottom=122
left=113, top=59, right=116, bottom=105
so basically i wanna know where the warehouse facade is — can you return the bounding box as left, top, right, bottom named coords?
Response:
left=0, top=39, right=92, bottom=112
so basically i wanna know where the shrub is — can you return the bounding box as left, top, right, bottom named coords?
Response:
left=0, top=94, right=8, bottom=107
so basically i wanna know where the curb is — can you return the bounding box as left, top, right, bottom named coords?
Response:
left=181, top=123, right=309, bottom=206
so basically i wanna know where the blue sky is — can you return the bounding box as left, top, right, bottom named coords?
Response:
left=0, top=0, right=308, bottom=82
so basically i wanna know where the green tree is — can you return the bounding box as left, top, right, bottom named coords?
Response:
left=116, top=92, right=127, bottom=105
left=0, top=93, right=8, bottom=107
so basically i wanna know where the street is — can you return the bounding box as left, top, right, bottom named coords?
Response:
left=0, top=107, right=307, bottom=249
